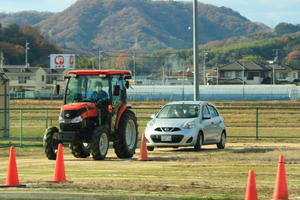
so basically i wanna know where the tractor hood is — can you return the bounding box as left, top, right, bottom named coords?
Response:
left=60, top=102, right=98, bottom=119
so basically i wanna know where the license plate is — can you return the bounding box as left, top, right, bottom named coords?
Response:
left=161, top=135, right=172, bottom=142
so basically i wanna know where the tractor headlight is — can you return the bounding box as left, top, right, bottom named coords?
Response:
left=183, top=121, right=195, bottom=129
left=59, top=116, right=83, bottom=124
left=59, top=116, right=64, bottom=123
left=70, top=116, right=83, bottom=123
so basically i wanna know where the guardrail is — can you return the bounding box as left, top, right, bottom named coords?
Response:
left=0, top=106, right=300, bottom=147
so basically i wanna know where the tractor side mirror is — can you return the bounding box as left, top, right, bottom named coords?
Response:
left=53, top=84, right=60, bottom=96
left=113, top=85, right=121, bottom=96
left=125, top=81, right=130, bottom=89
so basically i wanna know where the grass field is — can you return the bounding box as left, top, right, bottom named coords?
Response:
left=1, top=100, right=300, bottom=199
left=1, top=143, right=300, bottom=200
left=4, top=100, right=300, bottom=145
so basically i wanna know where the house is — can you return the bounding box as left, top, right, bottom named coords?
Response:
left=215, top=61, right=299, bottom=85
left=0, top=65, right=69, bottom=97
left=268, top=64, right=298, bottom=83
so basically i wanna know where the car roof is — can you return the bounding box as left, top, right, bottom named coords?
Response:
left=166, top=101, right=209, bottom=106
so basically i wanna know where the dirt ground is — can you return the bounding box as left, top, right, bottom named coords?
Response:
left=1, top=142, right=300, bottom=200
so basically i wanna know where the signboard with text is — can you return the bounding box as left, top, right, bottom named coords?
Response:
left=50, top=54, right=75, bottom=69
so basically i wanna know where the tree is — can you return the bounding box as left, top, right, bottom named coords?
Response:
left=286, top=51, right=300, bottom=67
left=274, top=23, right=300, bottom=35
left=239, top=55, right=267, bottom=65
left=113, top=54, right=130, bottom=69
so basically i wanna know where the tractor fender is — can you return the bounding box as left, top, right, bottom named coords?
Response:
left=115, top=104, right=132, bottom=129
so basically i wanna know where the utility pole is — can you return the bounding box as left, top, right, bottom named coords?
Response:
left=0, top=51, right=4, bottom=68
left=242, top=63, right=245, bottom=100
left=193, top=0, right=200, bottom=101
left=216, top=66, right=219, bottom=85
left=203, top=51, right=208, bottom=85
left=162, top=66, right=165, bottom=85
left=132, top=51, right=136, bottom=80
left=98, top=50, right=102, bottom=70
left=272, top=49, right=279, bottom=85
left=25, top=40, right=30, bottom=67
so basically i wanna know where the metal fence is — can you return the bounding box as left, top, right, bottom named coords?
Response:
left=0, top=106, right=300, bottom=147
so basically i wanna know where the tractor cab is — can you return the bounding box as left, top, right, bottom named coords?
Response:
left=44, top=70, right=138, bottom=161
left=63, top=70, right=130, bottom=128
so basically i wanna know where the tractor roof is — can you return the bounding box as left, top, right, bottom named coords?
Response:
left=67, top=70, right=132, bottom=76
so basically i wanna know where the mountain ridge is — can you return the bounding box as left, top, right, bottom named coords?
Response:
left=0, top=0, right=271, bottom=54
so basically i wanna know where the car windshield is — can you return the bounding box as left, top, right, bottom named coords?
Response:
left=157, top=104, right=199, bottom=119
left=65, top=75, right=109, bottom=104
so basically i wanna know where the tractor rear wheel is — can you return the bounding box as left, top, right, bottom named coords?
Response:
left=113, top=110, right=138, bottom=159
left=43, top=127, right=60, bottom=160
left=91, top=128, right=109, bottom=160
left=70, top=142, right=90, bottom=158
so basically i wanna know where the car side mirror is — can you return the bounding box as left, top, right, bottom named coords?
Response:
left=53, top=84, right=60, bottom=96
left=113, top=85, right=121, bottom=96
left=150, top=114, right=155, bottom=119
left=202, top=114, right=211, bottom=120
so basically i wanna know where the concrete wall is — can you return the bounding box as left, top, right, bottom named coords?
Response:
left=0, top=73, right=9, bottom=137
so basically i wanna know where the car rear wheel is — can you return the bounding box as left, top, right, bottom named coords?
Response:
left=194, top=132, right=203, bottom=151
left=217, top=132, right=226, bottom=149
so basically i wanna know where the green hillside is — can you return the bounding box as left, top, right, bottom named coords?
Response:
left=75, top=31, right=300, bottom=75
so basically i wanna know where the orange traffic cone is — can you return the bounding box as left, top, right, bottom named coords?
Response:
left=0, top=147, right=25, bottom=188
left=244, top=170, right=258, bottom=200
left=138, top=134, right=148, bottom=161
left=271, top=155, right=288, bottom=200
left=53, top=144, right=66, bottom=182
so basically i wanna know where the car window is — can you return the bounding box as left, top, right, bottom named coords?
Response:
left=202, top=105, right=210, bottom=117
left=208, top=105, right=219, bottom=118
left=157, top=104, right=199, bottom=118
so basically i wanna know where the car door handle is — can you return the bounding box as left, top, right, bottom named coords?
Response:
left=211, top=122, right=214, bottom=125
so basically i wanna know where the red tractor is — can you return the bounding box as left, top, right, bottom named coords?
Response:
left=43, top=70, right=138, bottom=160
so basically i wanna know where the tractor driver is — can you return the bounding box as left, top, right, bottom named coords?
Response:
left=93, top=81, right=109, bottom=126
left=93, top=81, right=108, bottom=103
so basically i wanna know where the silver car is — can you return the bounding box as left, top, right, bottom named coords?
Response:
left=145, top=101, right=226, bottom=151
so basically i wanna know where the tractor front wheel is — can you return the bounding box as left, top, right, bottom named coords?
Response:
left=70, top=142, right=90, bottom=158
left=113, top=110, right=138, bottom=159
left=43, top=127, right=60, bottom=160
left=91, top=128, right=109, bottom=160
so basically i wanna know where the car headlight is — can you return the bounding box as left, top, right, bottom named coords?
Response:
left=183, top=121, right=195, bottom=129
left=147, top=120, right=155, bottom=128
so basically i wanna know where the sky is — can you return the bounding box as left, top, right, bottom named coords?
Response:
left=0, top=0, right=299, bottom=28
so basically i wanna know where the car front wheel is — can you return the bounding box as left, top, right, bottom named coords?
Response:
left=194, top=132, right=203, bottom=151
